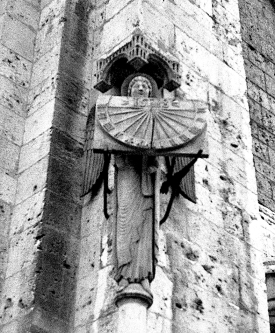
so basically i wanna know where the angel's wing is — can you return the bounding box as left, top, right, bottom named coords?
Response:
left=173, top=156, right=196, bottom=203
left=81, top=107, right=105, bottom=196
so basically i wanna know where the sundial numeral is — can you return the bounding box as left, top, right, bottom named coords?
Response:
left=122, top=99, right=130, bottom=105
left=98, top=112, right=108, bottom=120
left=196, top=117, right=206, bottom=123
left=154, top=140, right=169, bottom=149
left=179, top=133, right=190, bottom=142
left=171, top=100, right=180, bottom=107
left=162, top=99, right=169, bottom=108
left=124, top=137, right=135, bottom=145
left=113, top=131, right=124, bottom=138
left=169, top=138, right=177, bottom=146
left=141, top=141, right=150, bottom=148
left=136, top=98, right=150, bottom=107
left=151, top=99, right=160, bottom=108
left=189, top=126, right=201, bottom=134
left=153, top=141, right=163, bottom=149
left=103, top=122, right=115, bottom=132
left=133, top=99, right=139, bottom=108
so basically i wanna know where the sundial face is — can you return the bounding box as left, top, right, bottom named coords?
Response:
left=96, top=96, right=207, bottom=152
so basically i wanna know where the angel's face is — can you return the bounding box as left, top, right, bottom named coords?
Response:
left=129, top=76, right=152, bottom=98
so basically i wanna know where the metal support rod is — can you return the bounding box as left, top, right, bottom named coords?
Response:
left=103, top=153, right=111, bottom=219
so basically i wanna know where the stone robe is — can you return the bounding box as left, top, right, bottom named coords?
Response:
left=113, top=155, right=157, bottom=283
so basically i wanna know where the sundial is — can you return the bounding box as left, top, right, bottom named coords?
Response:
left=93, top=95, right=208, bottom=156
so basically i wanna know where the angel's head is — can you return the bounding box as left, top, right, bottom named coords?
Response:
left=128, top=76, right=152, bottom=98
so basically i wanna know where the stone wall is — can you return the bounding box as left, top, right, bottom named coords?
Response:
left=0, top=0, right=89, bottom=331
left=239, top=0, right=275, bottom=213
left=74, top=0, right=270, bottom=332
left=0, top=0, right=40, bottom=317
left=239, top=2, right=275, bottom=326
left=0, top=0, right=272, bottom=332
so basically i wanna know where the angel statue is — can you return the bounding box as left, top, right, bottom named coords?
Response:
left=113, top=76, right=158, bottom=297
left=82, top=73, right=207, bottom=301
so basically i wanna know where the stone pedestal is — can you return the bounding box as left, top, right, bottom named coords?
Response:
left=115, top=284, right=153, bottom=333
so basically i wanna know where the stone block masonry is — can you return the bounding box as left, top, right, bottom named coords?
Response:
left=0, top=0, right=87, bottom=332
left=73, top=0, right=270, bottom=332
left=0, top=0, right=37, bottom=314
left=0, top=0, right=272, bottom=332
left=239, top=5, right=275, bottom=322
left=239, top=0, right=275, bottom=213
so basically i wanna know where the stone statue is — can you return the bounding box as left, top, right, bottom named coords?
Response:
left=113, top=75, right=157, bottom=296
left=127, top=75, right=152, bottom=98
left=81, top=34, right=208, bottom=308
left=82, top=71, right=208, bottom=303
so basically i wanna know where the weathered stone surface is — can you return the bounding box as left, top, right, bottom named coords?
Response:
left=19, top=130, right=51, bottom=173
left=47, top=156, right=82, bottom=204
left=0, top=138, right=20, bottom=173
left=6, top=0, right=40, bottom=30
left=239, top=0, right=275, bottom=215
left=252, top=138, right=270, bottom=163
left=34, top=0, right=66, bottom=61
left=0, top=321, right=19, bottom=333
left=0, top=200, right=11, bottom=236
left=0, top=76, right=27, bottom=117
left=5, top=227, right=40, bottom=278
left=10, top=190, right=46, bottom=236
left=97, top=1, right=139, bottom=56
left=60, top=46, right=92, bottom=88
left=24, top=99, right=55, bottom=143
left=73, top=0, right=268, bottom=331
left=41, top=0, right=53, bottom=9
left=16, top=157, right=48, bottom=204
left=63, top=14, right=91, bottom=58
left=55, top=75, right=90, bottom=116
left=10, top=189, right=81, bottom=237
left=75, top=267, right=117, bottom=328
left=53, top=100, right=86, bottom=143
left=154, top=0, right=213, bottom=34
left=34, top=228, right=79, bottom=318
left=0, top=0, right=273, bottom=332
left=0, top=0, right=8, bottom=16
left=0, top=105, right=24, bottom=146
left=87, top=312, right=118, bottom=333
left=27, top=80, right=56, bottom=116
left=245, top=59, right=266, bottom=90
left=30, top=45, right=61, bottom=89
left=0, top=15, right=36, bottom=61
left=0, top=44, right=32, bottom=88
left=44, top=191, right=82, bottom=236
left=0, top=173, right=16, bottom=204
left=31, top=43, right=91, bottom=90
left=28, top=74, right=89, bottom=117
left=50, top=129, right=83, bottom=166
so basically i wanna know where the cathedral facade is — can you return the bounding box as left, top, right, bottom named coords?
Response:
left=0, top=0, right=274, bottom=332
